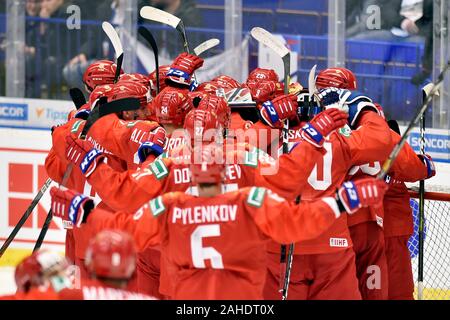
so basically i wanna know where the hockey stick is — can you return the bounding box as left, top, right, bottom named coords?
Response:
left=0, top=178, right=52, bottom=259
left=417, top=83, right=438, bottom=299
left=250, top=27, right=293, bottom=300
left=32, top=88, right=90, bottom=252
left=102, top=21, right=124, bottom=83
left=0, top=87, right=92, bottom=257
left=138, top=26, right=160, bottom=94
left=69, top=88, right=86, bottom=109
left=250, top=27, right=290, bottom=152
left=33, top=204, right=53, bottom=252
left=376, top=61, right=449, bottom=180
left=31, top=98, right=140, bottom=252
left=308, top=64, right=318, bottom=99
left=140, top=6, right=192, bottom=54
left=193, top=38, right=220, bottom=56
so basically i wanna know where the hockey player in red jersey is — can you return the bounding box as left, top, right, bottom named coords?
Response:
left=256, top=71, right=402, bottom=299
left=58, top=230, right=157, bottom=300
left=66, top=60, right=124, bottom=120
left=50, top=143, right=388, bottom=300
left=83, top=60, right=123, bottom=92
left=60, top=100, right=348, bottom=298
left=316, top=67, right=357, bottom=91
left=152, top=86, right=193, bottom=153
left=382, top=120, right=436, bottom=299
left=45, top=80, right=166, bottom=278
left=313, top=67, right=429, bottom=300
left=0, top=250, right=72, bottom=300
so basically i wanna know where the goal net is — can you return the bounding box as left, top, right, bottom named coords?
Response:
left=408, top=184, right=450, bottom=300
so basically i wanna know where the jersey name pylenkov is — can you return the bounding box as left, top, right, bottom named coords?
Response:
left=172, top=205, right=238, bottom=225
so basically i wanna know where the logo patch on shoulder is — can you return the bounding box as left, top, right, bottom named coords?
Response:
left=339, top=124, right=352, bottom=137
left=149, top=196, right=165, bottom=217
left=71, top=120, right=83, bottom=133
left=244, top=149, right=258, bottom=167
left=126, top=121, right=139, bottom=128
left=246, top=187, right=266, bottom=207
left=149, top=159, right=169, bottom=180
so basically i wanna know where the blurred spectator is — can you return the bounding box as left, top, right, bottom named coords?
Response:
left=138, top=0, right=203, bottom=58
left=0, top=1, right=6, bottom=96
left=25, top=0, right=42, bottom=97
left=63, top=0, right=113, bottom=91
left=148, top=0, right=202, bottom=28
left=347, top=0, right=433, bottom=85
left=39, top=0, right=75, bottom=98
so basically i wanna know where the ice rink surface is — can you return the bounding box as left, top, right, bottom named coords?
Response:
left=0, top=267, right=16, bottom=295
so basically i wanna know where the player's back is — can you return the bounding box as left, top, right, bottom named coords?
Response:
left=160, top=190, right=270, bottom=299
left=267, top=129, right=353, bottom=255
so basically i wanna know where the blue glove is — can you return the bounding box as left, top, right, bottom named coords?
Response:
left=137, top=142, right=164, bottom=163
left=50, top=187, right=95, bottom=228
left=318, top=88, right=378, bottom=127
left=136, top=127, right=167, bottom=162
left=418, top=154, right=436, bottom=179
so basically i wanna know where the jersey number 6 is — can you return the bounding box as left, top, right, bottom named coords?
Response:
left=191, top=224, right=224, bottom=269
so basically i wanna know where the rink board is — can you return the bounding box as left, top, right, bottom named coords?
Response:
left=0, top=127, right=65, bottom=266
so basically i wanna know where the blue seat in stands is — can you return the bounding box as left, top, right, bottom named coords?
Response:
left=243, top=0, right=278, bottom=10
left=197, top=6, right=225, bottom=30
left=275, top=11, right=323, bottom=35
left=243, top=10, right=275, bottom=31
left=196, top=0, right=224, bottom=5
left=277, top=0, right=327, bottom=12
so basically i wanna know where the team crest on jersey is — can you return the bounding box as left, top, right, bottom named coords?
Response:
left=338, top=124, right=352, bottom=137
left=247, top=187, right=266, bottom=207
left=149, top=159, right=169, bottom=180
left=126, top=121, right=139, bottom=128
left=71, top=120, right=83, bottom=133
left=244, top=149, right=258, bottom=167
left=149, top=196, right=165, bottom=217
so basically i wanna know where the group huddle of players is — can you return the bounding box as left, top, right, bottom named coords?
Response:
left=1, top=51, right=436, bottom=300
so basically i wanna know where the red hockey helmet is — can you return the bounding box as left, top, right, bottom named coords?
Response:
left=316, top=67, right=357, bottom=90
left=196, top=81, right=219, bottom=94
left=109, top=81, right=152, bottom=108
left=15, top=250, right=70, bottom=293
left=190, top=144, right=225, bottom=184
left=211, top=75, right=241, bottom=89
left=119, top=73, right=151, bottom=87
left=85, top=230, right=136, bottom=280
left=153, top=87, right=193, bottom=126
left=197, top=94, right=230, bottom=129
left=184, top=109, right=220, bottom=145
left=149, top=65, right=170, bottom=97
left=83, top=60, right=123, bottom=92
left=88, top=84, right=114, bottom=108
left=247, top=68, right=279, bottom=83
left=108, top=81, right=153, bottom=120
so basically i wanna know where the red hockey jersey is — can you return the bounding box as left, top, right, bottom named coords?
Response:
left=77, top=187, right=341, bottom=299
